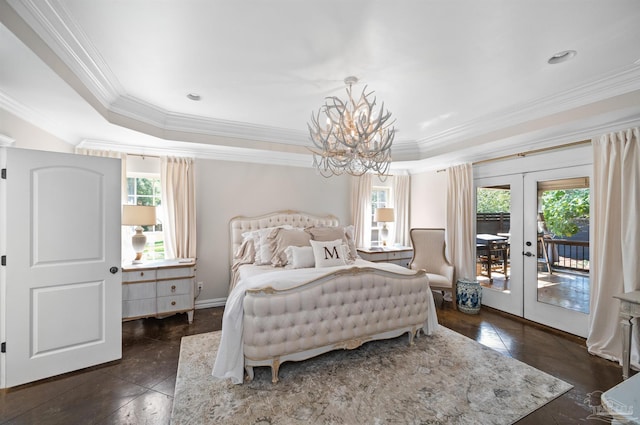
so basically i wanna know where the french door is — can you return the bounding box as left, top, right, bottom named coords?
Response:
left=476, top=165, right=590, bottom=337
left=475, top=174, right=524, bottom=317
left=522, top=165, right=590, bottom=337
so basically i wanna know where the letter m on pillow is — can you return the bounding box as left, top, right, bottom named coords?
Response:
left=323, top=246, right=340, bottom=260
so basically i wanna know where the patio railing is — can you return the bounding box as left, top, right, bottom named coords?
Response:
left=544, top=238, right=589, bottom=273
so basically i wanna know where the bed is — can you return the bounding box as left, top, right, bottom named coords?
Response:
left=212, top=210, right=438, bottom=384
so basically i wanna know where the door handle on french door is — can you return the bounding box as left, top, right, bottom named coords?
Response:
left=109, top=266, right=119, bottom=274
left=523, top=251, right=534, bottom=257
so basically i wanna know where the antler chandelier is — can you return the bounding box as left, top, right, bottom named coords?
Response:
left=308, top=76, right=395, bottom=178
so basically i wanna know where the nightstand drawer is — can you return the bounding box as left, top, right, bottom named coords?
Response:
left=357, top=247, right=413, bottom=268
left=157, top=279, right=192, bottom=296
left=157, top=266, right=195, bottom=280
left=157, top=294, right=192, bottom=313
left=123, top=298, right=156, bottom=318
left=122, top=282, right=155, bottom=300
left=122, top=269, right=157, bottom=283
left=388, top=250, right=412, bottom=260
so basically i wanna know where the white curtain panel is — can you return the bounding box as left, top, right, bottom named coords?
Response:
left=587, top=128, right=640, bottom=371
left=445, top=163, right=475, bottom=281
left=161, top=157, right=197, bottom=259
left=393, top=174, right=411, bottom=247
left=351, top=174, right=372, bottom=248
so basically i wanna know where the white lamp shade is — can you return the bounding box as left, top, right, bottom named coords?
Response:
left=375, top=207, right=395, bottom=223
left=122, top=205, right=157, bottom=226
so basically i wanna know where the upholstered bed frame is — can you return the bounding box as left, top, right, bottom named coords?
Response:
left=229, top=211, right=435, bottom=383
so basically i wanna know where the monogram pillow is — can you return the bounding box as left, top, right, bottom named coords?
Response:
left=310, top=239, right=348, bottom=268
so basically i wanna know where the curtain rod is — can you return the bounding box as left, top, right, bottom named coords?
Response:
left=127, top=153, right=161, bottom=159
left=472, top=139, right=591, bottom=166
left=435, top=139, right=591, bottom=173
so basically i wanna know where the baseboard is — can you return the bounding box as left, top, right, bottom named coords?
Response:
left=195, top=297, right=226, bottom=309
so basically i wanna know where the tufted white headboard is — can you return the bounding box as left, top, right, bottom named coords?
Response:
left=229, top=210, right=339, bottom=265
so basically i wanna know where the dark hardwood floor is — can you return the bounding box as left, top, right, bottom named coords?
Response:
left=0, top=303, right=628, bottom=424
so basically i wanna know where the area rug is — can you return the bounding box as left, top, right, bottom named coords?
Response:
left=171, top=326, right=572, bottom=424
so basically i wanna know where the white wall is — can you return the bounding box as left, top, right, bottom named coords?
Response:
left=195, top=159, right=351, bottom=303
left=0, top=110, right=74, bottom=153
left=410, top=170, right=447, bottom=228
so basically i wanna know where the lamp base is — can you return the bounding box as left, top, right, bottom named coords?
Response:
left=131, top=226, right=147, bottom=264
left=380, top=224, right=389, bottom=246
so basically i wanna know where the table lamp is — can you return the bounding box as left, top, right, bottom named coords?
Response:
left=122, top=205, right=157, bottom=264
left=375, top=207, right=395, bottom=246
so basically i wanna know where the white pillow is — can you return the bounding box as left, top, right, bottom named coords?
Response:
left=284, top=246, right=315, bottom=269
left=310, top=239, right=348, bottom=268
left=242, top=226, right=292, bottom=265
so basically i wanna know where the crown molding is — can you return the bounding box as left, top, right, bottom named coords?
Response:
left=76, top=138, right=314, bottom=168
left=109, top=95, right=309, bottom=146
left=0, top=89, right=75, bottom=142
left=0, top=133, right=16, bottom=147
left=7, top=0, right=122, bottom=105
left=402, top=115, right=640, bottom=174
left=7, top=0, right=640, bottom=170
left=7, top=0, right=314, bottom=147
left=416, top=65, right=640, bottom=155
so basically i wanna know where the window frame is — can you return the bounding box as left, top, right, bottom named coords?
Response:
left=126, top=173, right=165, bottom=260
left=371, top=186, right=391, bottom=247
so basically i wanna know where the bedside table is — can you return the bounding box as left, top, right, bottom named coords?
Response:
left=122, top=259, right=196, bottom=323
left=357, top=247, right=413, bottom=268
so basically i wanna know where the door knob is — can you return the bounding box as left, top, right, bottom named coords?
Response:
left=523, top=252, right=534, bottom=257
left=109, top=266, right=119, bottom=274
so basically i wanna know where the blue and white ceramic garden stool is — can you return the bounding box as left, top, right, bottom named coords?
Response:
left=456, top=278, right=482, bottom=314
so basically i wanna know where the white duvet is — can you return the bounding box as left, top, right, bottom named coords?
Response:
left=211, top=259, right=438, bottom=384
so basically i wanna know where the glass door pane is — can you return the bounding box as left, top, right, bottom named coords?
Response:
left=523, top=166, right=590, bottom=337
left=475, top=174, right=524, bottom=317
left=536, top=179, right=590, bottom=313
left=476, top=186, right=511, bottom=291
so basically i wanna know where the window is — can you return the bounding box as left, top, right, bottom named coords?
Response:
left=371, top=186, right=391, bottom=246
left=126, top=175, right=165, bottom=260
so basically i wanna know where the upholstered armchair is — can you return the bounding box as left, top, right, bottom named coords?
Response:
left=409, top=228, right=456, bottom=309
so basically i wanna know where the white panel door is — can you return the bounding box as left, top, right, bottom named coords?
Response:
left=0, top=147, right=122, bottom=388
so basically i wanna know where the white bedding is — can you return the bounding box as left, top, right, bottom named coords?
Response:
left=212, top=259, right=438, bottom=384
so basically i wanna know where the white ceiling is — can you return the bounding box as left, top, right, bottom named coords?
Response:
left=2, top=0, right=640, bottom=171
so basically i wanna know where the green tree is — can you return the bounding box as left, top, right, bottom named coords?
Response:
left=541, top=189, right=589, bottom=237
left=476, top=188, right=510, bottom=213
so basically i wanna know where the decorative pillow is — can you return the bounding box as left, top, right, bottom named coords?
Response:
left=344, top=224, right=359, bottom=260
left=306, top=226, right=345, bottom=242
left=284, top=246, right=315, bottom=269
left=240, top=229, right=261, bottom=263
left=306, top=225, right=358, bottom=261
left=234, top=237, right=255, bottom=263
left=269, top=228, right=312, bottom=266
left=310, top=239, right=348, bottom=268
left=242, top=226, right=294, bottom=265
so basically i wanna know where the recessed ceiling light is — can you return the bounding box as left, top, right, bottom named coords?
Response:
left=548, top=50, right=577, bottom=65
left=187, top=93, right=201, bottom=101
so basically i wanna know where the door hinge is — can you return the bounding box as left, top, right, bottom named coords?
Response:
left=1, top=168, right=5, bottom=179
left=1, top=342, right=5, bottom=353
left=1, top=255, right=5, bottom=266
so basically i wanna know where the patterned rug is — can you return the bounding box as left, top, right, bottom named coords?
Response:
left=171, top=326, right=572, bottom=424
